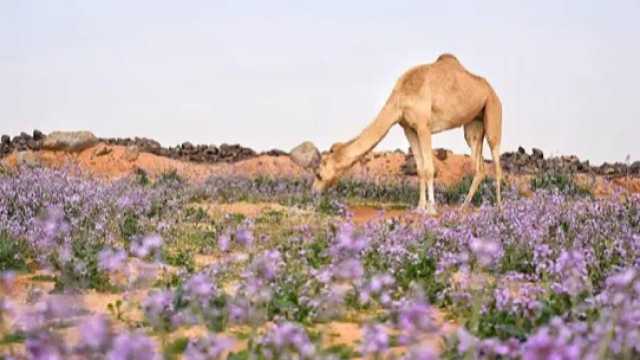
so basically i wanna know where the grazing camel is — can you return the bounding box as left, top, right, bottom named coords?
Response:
left=309, top=54, right=503, bottom=215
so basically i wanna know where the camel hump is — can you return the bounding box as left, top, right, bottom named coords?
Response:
left=436, top=53, right=460, bottom=63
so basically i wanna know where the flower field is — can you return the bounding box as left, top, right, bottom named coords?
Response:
left=1, top=165, right=640, bottom=359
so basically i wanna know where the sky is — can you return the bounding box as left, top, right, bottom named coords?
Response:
left=1, top=0, right=639, bottom=164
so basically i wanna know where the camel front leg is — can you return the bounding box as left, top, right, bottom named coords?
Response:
left=462, top=120, right=486, bottom=208
left=416, top=127, right=436, bottom=215
left=402, top=126, right=427, bottom=209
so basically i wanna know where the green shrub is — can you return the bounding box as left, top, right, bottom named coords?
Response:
left=0, top=232, right=29, bottom=271
left=531, top=167, right=591, bottom=197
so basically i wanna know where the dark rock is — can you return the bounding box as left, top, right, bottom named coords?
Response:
left=434, top=148, right=449, bottom=161
left=27, top=139, right=41, bottom=150
left=263, top=149, right=287, bottom=156
left=532, top=148, right=544, bottom=160
left=517, top=146, right=526, bottom=155
left=33, top=130, right=45, bottom=141
left=204, top=145, right=219, bottom=156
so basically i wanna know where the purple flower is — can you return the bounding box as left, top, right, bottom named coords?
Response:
left=522, top=327, right=581, bottom=360
left=258, top=322, right=316, bottom=359
left=403, top=344, right=438, bottom=360
left=359, top=273, right=394, bottom=306
left=184, top=335, right=235, bottom=360
left=184, top=273, right=217, bottom=305
left=142, top=290, right=175, bottom=329
left=331, top=222, right=368, bottom=256
left=235, top=224, right=254, bottom=247
left=360, top=323, right=389, bottom=355
left=106, top=332, right=160, bottom=360
left=333, top=259, right=364, bottom=282
left=469, top=236, right=502, bottom=267
left=0, top=270, right=16, bottom=292
left=98, top=248, right=128, bottom=273
left=396, top=298, right=440, bottom=345
left=131, top=234, right=163, bottom=258
left=26, top=331, right=66, bottom=360
left=76, top=315, right=113, bottom=352
left=217, top=231, right=231, bottom=251
left=552, top=249, right=589, bottom=296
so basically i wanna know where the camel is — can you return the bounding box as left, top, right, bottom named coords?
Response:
left=309, top=54, right=503, bottom=214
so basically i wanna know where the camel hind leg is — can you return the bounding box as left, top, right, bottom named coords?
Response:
left=403, top=107, right=436, bottom=215
left=484, top=92, right=503, bottom=207
left=462, top=119, right=485, bottom=207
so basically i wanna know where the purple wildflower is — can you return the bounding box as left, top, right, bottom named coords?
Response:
left=184, top=335, right=235, bottom=360
left=106, top=332, right=160, bottom=360
left=360, top=323, right=389, bottom=355
left=98, top=248, right=128, bottom=273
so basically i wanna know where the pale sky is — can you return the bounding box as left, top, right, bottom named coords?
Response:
left=2, top=0, right=639, bottom=164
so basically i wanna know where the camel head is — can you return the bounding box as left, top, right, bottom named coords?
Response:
left=311, top=142, right=347, bottom=193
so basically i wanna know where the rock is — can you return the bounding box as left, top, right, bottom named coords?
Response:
left=1, top=135, right=10, bottom=145
left=290, top=141, right=321, bottom=169
left=93, top=145, right=113, bottom=157
left=402, top=156, right=417, bottom=176
left=42, top=131, right=98, bottom=152
left=517, top=146, right=526, bottom=155
left=32, top=130, right=45, bottom=141
left=263, top=149, right=287, bottom=157
left=204, top=145, right=219, bottom=156
left=532, top=148, right=544, bottom=160
left=630, top=161, right=640, bottom=175
left=16, top=151, right=41, bottom=167
left=434, top=148, right=450, bottom=161
left=122, top=145, right=140, bottom=162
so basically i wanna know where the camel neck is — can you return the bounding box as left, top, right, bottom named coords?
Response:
left=334, top=101, right=400, bottom=169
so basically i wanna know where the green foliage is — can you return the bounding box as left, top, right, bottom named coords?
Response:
left=316, top=196, right=344, bottom=216
left=0, top=232, right=29, bottom=271
left=228, top=350, right=250, bottom=360
left=304, top=236, right=331, bottom=269
left=157, top=169, right=183, bottom=185
left=531, top=167, right=591, bottom=197
left=588, top=237, right=624, bottom=290
left=107, top=299, right=126, bottom=321
left=184, top=207, right=210, bottom=223
left=394, top=252, right=445, bottom=304
left=134, top=168, right=150, bottom=186
left=163, top=246, right=196, bottom=273
left=474, top=292, right=578, bottom=340
left=52, top=236, right=112, bottom=291
left=119, top=211, right=141, bottom=245
left=0, top=332, right=25, bottom=345
left=499, top=242, right=535, bottom=274
left=334, top=179, right=417, bottom=204
left=441, top=175, right=503, bottom=206
left=163, top=337, right=189, bottom=360
left=323, top=344, right=358, bottom=359
left=255, top=209, right=285, bottom=225
left=268, top=274, right=314, bottom=323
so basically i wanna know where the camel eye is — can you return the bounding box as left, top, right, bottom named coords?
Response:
left=315, top=172, right=322, bottom=181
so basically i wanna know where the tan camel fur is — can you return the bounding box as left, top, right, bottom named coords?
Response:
left=310, top=54, right=503, bottom=214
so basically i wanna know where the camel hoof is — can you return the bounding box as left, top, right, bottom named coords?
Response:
left=416, top=205, right=437, bottom=216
